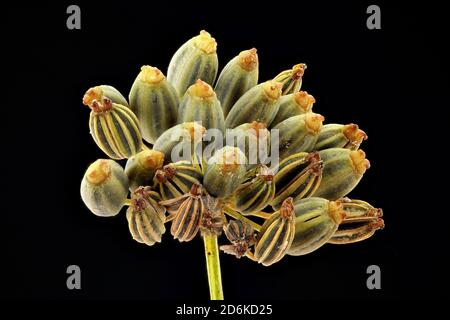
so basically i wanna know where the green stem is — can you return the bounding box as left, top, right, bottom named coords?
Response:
left=123, top=198, right=132, bottom=206
left=223, top=206, right=262, bottom=232
left=203, top=234, right=224, bottom=300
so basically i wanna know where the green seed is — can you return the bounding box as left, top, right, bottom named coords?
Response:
left=232, top=165, right=275, bottom=215
left=215, top=48, right=259, bottom=117
left=288, top=197, right=345, bottom=256
left=273, top=113, right=324, bottom=160
left=167, top=30, right=218, bottom=97
left=153, top=122, right=206, bottom=164
left=272, top=63, right=307, bottom=95
left=270, top=91, right=315, bottom=128
left=80, top=159, right=129, bottom=217
left=271, top=152, right=323, bottom=210
left=125, top=149, right=165, bottom=192
left=87, top=97, right=142, bottom=160
left=312, top=148, right=370, bottom=200
left=203, top=146, right=247, bottom=198
left=314, top=123, right=367, bottom=151
left=254, top=198, right=296, bottom=266
left=178, top=79, right=225, bottom=133
left=129, top=66, right=179, bottom=144
left=83, top=85, right=129, bottom=108
left=126, top=187, right=166, bottom=246
left=225, top=80, right=282, bottom=129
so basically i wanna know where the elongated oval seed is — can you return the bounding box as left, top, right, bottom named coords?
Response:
left=125, top=149, right=165, bottom=191
left=270, top=91, right=315, bottom=128
left=314, top=123, right=367, bottom=151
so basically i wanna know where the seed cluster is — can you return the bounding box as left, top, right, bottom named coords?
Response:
left=80, top=30, right=384, bottom=293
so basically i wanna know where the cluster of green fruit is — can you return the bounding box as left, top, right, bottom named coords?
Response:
left=80, top=30, right=384, bottom=297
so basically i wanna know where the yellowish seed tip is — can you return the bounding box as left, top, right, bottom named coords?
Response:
left=82, top=86, right=103, bottom=106
left=292, top=63, right=307, bottom=80
left=86, top=160, right=111, bottom=185
left=328, top=200, right=346, bottom=225
left=294, top=91, right=315, bottom=112
left=304, top=113, right=324, bottom=134
left=217, top=147, right=244, bottom=173
left=280, top=197, right=294, bottom=219
left=188, top=79, right=215, bottom=98
left=263, top=81, right=282, bottom=101
left=138, top=150, right=165, bottom=170
left=343, top=124, right=368, bottom=147
left=184, top=122, right=206, bottom=140
left=138, top=65, right=165, bottom=84
left=238, top=48, right=258, bottom=71
left=350, top=149, right=370, bottom=175
left=248, top=121, right=269, bottom=139
left=193, top=30, right=217, bottom=54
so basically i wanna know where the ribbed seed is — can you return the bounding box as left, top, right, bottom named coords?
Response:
left=287, top=197, right=345, bottom=256
left=126, top=187, right=166, bottom=246
left=233, top=165, right=275, bottom=215
left=129, top=66, right=179, bottom=144
left=125, top=149, right=165, bottom=191
left=312, top=148, right=370, bottom=200
left=225, top=81, right=282, bottom=129
left=314, top=123, right=367, bottom=151
left=203, top=146, right=248, bottom=198
left=271, top=152, right=323, bottom=210
left=215, top=48, right=259, bottom=117
left=167, top=30, right=218, bottom=97
left=88, top=97, right=142, bottom=159
left=273, top=113, right=324, bottom=160
left=270, top=91, right=315, bottom=128
left=80, top=159, right=129, bottom=217
left=220, top=220, right=256, bottom=258
left=254, top=198, right=295, bottom=266
left=272, top=63, right=307, bottom=95
left=178, top=80, right=225, bottom=133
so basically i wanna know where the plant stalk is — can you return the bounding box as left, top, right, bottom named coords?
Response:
left=203, top=234, right=224, bottom=300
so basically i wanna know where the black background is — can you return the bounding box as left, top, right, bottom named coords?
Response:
left=5, top=1, right=448, bottom=303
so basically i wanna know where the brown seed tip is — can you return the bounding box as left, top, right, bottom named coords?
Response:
left=86, top=159, right=111, bottom=185
left=292, top=63, right=307, bottom=80
left=343, top=124, right=368, bottom=148
left=217, top=147, right=246, bottom=173
left=304, top=113, right=324, bottom=134
left=90, top=97, right=113, bottom=113
left=263, top=81, right=283, bottom=101
left=138, top=150, right=165, bottom=170
left=350, top=149, right=370, bottom=175
left=328, top=200, right=346, bottom=224
left=238, top=48, right=258, bottom=71
left=193, top=30, right=217, bottom=54
left=138, top=65, right=165, bottom=84
left=257, top=165, right=274, bottom=182
left=189, top=183, right=203, bottom=196
left=154, top=169, right=167, bottom=183
left=280, top=197, right=295, bottom=220
left=188, top=79, right=215, bottom=98
left=82, top=86, right=103, bottom=107
left=294, top=91, right=316, bottom=112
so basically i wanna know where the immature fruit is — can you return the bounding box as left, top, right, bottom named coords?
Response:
left=126, top=187, right=166, bottom=246
left=215, top=48, right=259, bottom=117
left=220, top=220, right=256, bottom=258
left=271, top=152, right=323, bottom=210
left=80, top=159, right=129, bottom=217
left=225, top=80, right=282, bottom=129
left=273, top=113, right=324, bottom=160
left=254, top=198, right=296, bottom=266
left=288, top=197, right=345, bottom=256
left=83, top=85, right=129, bottom=108
left=225, top=121, right=271, bottom=169
left=312, top=148, right=370, bottom=200
left=86, top=97, right=142, bottom=160
left=167, top=30, right=218, bottom=97
left=178, top=80, right=225, bottom=133
left=270, top=91, right=315, bottom=128
left=153, top=161, right=203, bottom=203
left=232, top=165, right=275, bottom=215
left=328, top=198, right=384, bottom=244
left=203, top=146, right=247, bottom=198
left=153, top=122, right=206, bottom=164
left=314, top=124, right=367, bottom=151
left=125, top=149, right=165, bottom=191
left=129, top=66, right=179, bottom=144
left=159, top=184, right=205, bottom=242
left=272, top=63, right=307, bottom=95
